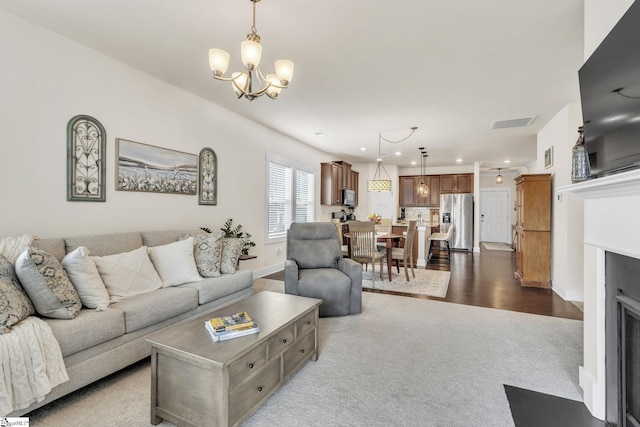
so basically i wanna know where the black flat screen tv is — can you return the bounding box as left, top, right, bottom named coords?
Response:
left=578, top=1, right=640, bottom=178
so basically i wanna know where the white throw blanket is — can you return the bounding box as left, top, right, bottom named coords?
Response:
left=0, top=234, right=35, bottom=264
left=0, top=317, right=69, bottom=415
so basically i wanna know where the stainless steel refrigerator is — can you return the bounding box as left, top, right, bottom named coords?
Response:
left=439, top=193, right=474, bottom=251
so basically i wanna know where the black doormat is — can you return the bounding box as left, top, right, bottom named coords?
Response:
left=504, top=385, right=607, bottom=427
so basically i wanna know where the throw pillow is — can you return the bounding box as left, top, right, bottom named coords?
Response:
left=178, top=233, right=223, bottom=278
left=147, top=237, right=202, bottom=286
left=0, top=254, right=35, bottom=333
left=15, top=247, right=82, bottom=320
left=91, top=246, right=163, bottom=303
left=61, top=247, right=110, bottom=310
left=220, top=238, right=244, bottom=274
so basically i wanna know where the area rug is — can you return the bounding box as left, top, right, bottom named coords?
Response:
left=482, top=242, right=514, bottom=251
left=362, top=268, right=451, bottom=297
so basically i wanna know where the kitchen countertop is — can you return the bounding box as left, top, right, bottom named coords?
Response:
left=394, top=221, right=440, bottom=228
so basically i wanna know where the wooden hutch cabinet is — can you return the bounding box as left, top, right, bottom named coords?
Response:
left=398, top=175, right=440, bottom=207
left=439, top=174, right=473, bottom=193
left=514, top=174, right=551, bottom=288
left=321, top=161, right=358, bottom=206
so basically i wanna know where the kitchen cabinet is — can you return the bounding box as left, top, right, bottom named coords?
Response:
left=440, top=174, right=473, bottom=193
left=398, top=175, right=441, bottom=207
left=514, top=174, right=551, bottom=288
left=321, top=161, right=358, bottom=206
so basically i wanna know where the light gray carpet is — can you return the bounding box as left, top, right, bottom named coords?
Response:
left=362, top=268, right=450, bottom=297
left=26, top=289, right=583, bottom=427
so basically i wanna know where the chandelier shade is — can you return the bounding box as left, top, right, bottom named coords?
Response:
left=496, top=168, right=504, bottom=184
left=367, top=127, right=418, bottom=192
left=368, top=179, right=392, bottom=192
left=208, top=0, right=293, bottom=101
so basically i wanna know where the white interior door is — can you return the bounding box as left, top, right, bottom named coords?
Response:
left=480, top=189, right=510, bottom=243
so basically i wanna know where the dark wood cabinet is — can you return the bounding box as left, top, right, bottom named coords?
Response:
left=440, top=174, right=473, bottom=193
left=514, top=174, right=551, bottom=288
left=398, top=175, right=442, bottom=207
left=321, top=161, right=358, bottom=206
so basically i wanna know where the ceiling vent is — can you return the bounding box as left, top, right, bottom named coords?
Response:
left=491, top=116, right=536, bottom=129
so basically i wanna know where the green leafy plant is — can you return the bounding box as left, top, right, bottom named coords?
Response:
left=201, top=219, right=255, bottom=255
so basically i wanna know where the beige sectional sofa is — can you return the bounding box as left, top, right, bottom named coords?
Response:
left=9, top=229, right=254, bottom=416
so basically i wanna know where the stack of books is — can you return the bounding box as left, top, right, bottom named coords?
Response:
left=204, top=311, right=260, bottom=342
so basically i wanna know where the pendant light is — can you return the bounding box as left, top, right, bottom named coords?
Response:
left=368, top=127, right=418, bottom=192
left=496, top=168, right=504, bottom=184
left=418, top=147, right=429, bottom=196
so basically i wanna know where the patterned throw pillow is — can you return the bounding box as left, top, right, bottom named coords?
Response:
left=0, top=254, right=35, bottom=333
left=15, top=247, right=82, bottom=320
left=220, top=238, right=244, bottom=274
left=179, top=233, right=223, bottom=278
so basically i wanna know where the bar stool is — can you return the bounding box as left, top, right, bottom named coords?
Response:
left=428, top=224, right=455, bottom=264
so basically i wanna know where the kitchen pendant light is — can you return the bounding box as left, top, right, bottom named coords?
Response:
left=368, top=127, right=418, bottom=192
left=208, top=0, right=294, bottom=101
left=496, top=168, right=504, bottom=184
left=418, top=147, right=429, bottom=196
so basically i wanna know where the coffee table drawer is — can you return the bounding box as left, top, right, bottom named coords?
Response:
left=229, top=358, right=280, bottom=426
left=296, top=311, right=316, bottom=337
left=267, top=325, right=294, bottom=357
left=283, top=330, right=316, bottom=377
left=228, top=343, right=267, bottom=387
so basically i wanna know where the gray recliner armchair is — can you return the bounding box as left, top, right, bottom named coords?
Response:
left=285, top=222, right=362, bottom=317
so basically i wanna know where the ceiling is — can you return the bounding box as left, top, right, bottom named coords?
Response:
left=0, top=0, right=585, bottom=169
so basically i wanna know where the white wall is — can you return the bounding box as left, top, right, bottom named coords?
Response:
left=0, top=10, right=338, bottom=276
left=537, top=103, right=584, bottom=301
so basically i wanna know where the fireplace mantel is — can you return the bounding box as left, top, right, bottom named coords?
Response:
left=558, top=168, right=640, bottom=420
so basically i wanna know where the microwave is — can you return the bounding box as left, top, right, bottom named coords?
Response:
left=342, top=189, right=355, bottom=206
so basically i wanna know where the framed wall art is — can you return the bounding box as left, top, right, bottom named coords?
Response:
left=544, top=146, right=554, bottom=169
left=116, top=138, right=197, bottom=195
left=198, top=147, right=217, bottom=205
left=67, top=115, right=107, bottom=202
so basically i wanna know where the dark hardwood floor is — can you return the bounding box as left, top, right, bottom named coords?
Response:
left=264, top=246, right=583, bottom=321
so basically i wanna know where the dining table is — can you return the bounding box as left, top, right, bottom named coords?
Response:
left=344, top=231, right=405, bottom=281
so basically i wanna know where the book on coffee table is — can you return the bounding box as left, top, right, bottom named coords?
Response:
left=206, top=311, right=255, bottom=332
left=204, top=320, right=260, bottom=342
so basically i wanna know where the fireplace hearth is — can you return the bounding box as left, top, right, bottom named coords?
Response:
left=605, top=251, right=640, bottom=427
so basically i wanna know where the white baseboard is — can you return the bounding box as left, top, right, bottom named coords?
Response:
left=473, top=246, right=480, bottom=252
left=252, top=262, right=284, bottom=279
left=551, top=282, right=584, bottom=302
left=579, top=366, right=605, bottom=420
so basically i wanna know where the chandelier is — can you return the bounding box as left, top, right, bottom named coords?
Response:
left=368, top=127, right=418, bottom=192
left=208, top=0, right=294, bottom=101
left=418, top=147, right=429, bottom=196
left=496, top=168, right=504, bottom=184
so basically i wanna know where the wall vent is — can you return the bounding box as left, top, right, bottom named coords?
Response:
left=491, top=116, right=536, bottom=129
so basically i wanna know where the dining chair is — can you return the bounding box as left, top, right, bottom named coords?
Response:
left=386, top=220, right=417, bottom=281
left=427, top=224, right=455, bottom=264
left=348, top=221, right=385, bottom=287
left=335, top=222, right=350, bottom=257
left=375, top=218, right=393, bottom=252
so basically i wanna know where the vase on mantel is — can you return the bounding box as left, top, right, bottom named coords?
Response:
left=571, top=126, right=590, bottom=183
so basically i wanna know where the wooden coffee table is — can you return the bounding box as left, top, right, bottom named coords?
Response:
left=146, top=291, right=322, bottom=427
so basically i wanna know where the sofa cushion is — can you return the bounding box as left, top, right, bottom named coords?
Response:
left=110, top=286, right=198, bottom=333
left=31, top=238, right=66, bottom=262
left=220, top=238, right=244, bottom=274
left=140, top=229, right=203, bottom=248
left=179, top=233, right=223, bottom=278
left=147, top=238, right=201, bottom=286
left=15, top=247, right=82, bottom=319
left=179, top=269, right=253, bottom=305
left=65, top=232, right=143, bottom=257
left=46, top=307, right=126, bottom=357
left=298, top=268, right=352, bottom=317
left=61, top=247, right=110, bottom=310
left=0, top=254, right=35, bottom=333
left=92, top=247, right=163, bottom=303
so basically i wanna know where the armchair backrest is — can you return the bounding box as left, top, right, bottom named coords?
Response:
left=287, top=222, right=342, bottom=268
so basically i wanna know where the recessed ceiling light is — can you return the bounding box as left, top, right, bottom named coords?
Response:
left=360, top=147, right=367, bottom=151
left=456, top=158, right=463, bottom=163
left=504, top=160, right=511, bottom=164
left=411, top=161, right=417, bottom=165
left=395, top=151, right=402, bottom=156
left=314, top=132, right=327, bottom=137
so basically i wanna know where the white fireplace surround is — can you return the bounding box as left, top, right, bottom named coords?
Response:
left=558, top=168, right=640, bottom=419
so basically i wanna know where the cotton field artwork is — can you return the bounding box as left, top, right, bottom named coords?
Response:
left=116, top=138, right=197, bottom=195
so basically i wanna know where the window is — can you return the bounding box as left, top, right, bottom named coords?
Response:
left=267, top=154, right=315, bottom=242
